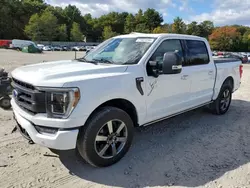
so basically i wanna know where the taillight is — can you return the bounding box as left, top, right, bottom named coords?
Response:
left=239, top=64, right=243, bottom=79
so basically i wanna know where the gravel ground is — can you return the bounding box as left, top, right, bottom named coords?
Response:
left=0, top=49, right=85, bottom=72
left=0, top=49, right=250, bottom=188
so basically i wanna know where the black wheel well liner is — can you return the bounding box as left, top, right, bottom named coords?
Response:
left=87, top=99, right=139, bottom=127
left=223, top=76, right=234, bottom=90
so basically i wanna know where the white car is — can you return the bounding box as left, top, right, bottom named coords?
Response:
left=71, top=46, right=81, bottom=51
left=12, top=39, right=38, bottom=50
left=37, top=44, right=44, bottom=50
left=42, top=46, right=52, bottom=51
left=11, top=33, right=242, bottom=167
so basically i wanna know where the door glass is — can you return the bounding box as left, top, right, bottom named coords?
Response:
left=147, top=39, right=184, bottom=76
left=185, top=40, right=209, bottom=66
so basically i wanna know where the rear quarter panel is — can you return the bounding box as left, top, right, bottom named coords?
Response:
left=213, top=60, right=241, bottom=100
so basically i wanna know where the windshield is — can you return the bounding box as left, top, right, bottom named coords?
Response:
left=83, top=37, right=156, bottom=65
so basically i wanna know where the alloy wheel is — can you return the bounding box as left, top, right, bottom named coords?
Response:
left=94, top=120, right=128, bottom=159
left=220, top=89, right=231, bottom=111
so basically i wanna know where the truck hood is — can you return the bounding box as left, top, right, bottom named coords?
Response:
left=11, top=60, right=128, bottom=87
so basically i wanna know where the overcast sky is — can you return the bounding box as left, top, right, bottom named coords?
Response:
left=45, top=0, right=250, bottom=26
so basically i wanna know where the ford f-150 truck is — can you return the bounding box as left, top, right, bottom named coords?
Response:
left=11, top=33, right=243, bottom=167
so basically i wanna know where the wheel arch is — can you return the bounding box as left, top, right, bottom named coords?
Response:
left=213, top=76, right=235, bottom=100
left=85, top=98, right=139, bottom=127
left=223, top=76, right=234, bottom=90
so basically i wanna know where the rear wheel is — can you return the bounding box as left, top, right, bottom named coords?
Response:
left=210, top=82, right=232, bottom=115
left=77, top=107, right=134, bottom=167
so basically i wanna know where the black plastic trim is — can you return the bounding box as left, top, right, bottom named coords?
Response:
left=136, top=77, right=144, bottom=95
left=12, top=78, right=46, bottom=114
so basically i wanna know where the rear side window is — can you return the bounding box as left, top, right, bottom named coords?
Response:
left=185, top=40, right=209, bottom=66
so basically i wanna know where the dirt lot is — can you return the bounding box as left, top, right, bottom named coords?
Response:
left=0, top=49, right=85, bottom=72
left=0, top=50, right=250, bottom=188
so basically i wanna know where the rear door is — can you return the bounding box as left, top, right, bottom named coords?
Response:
left=183, top=40, right=215, bottom=106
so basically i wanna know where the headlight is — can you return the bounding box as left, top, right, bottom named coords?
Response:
left=37, top=87, right=80, bottom=119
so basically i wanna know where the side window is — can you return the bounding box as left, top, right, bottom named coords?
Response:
left=185, top=40, right=209, bottom=66
left=149, top=39, right=184, bottom=65
left=147, top=39, right=184, bottom=76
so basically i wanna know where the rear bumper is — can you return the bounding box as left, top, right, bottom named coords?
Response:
left=12, top=99, right=79, bottom=150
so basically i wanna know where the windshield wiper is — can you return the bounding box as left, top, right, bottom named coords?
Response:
left=76, top=57, right=98, bottom=65
left=93, top=58, right=113, bottom=64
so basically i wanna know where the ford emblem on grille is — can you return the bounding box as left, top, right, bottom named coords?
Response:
left=13, top=89, right=19, bottom=98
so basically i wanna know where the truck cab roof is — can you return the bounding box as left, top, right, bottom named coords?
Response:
left=114, top=33, right=205, bottom=40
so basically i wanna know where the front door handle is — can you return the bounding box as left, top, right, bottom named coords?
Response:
left=208, top=71, right=214, bottom=75
left=181, top=75, right=189, bottom=80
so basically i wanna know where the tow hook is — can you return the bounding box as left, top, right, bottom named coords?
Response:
left=11, top=126, right=17, bottom=134
left=28, top=140, right=34, bottom=145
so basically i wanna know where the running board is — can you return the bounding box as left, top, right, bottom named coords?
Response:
left=142, top=101, right=213, bottom=127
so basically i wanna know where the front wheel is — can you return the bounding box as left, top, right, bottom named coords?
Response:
left=210, top=83, right=232, bottom=115
left=77, top=107, right=134, bottom=167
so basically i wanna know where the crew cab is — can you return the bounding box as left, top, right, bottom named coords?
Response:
left=11, top=33, right=243, bottom=167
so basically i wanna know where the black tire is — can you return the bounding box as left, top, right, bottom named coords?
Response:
left=209, top=81, right=233, bottom=115
left=77, top=107, right=134, bottom=167
left=0, top=96, right=11, bottom=110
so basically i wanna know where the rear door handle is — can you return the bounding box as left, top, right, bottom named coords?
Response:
left=181, top=75, right=189, bottom=80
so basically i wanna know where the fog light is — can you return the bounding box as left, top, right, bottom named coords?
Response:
left=35, top=125, right=58, bottom=135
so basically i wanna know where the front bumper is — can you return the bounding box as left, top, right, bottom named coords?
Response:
left=12, top=100, right=79, bottom=150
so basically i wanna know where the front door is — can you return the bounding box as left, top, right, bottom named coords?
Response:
left=144, top=39, right=192, bottom=123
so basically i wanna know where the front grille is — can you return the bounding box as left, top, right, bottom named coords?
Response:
left=12, top=78, right=46, bottom=114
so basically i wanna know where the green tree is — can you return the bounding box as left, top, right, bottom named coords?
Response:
left=135, top=9, right=144, bottom=24
left=135, top=23, right=150, bottom=33
left=70, top=22, right=83, bottom=41
left=25, top=10, right=58, bottom=41
left=172, top=17, right=186, bottom=34
left=124, top=14, right=135, bottom=33
left=152, top=26, right=168, bottom=33
left=64, top=5, right=86, bottom=40
left=242, top=30, right=250, bottom=51
left=40, top=10, right=58, bottom=41
left=57, top=24, right=67, bottom=41
left=143, top=8, right=163, bottom=32
left=102, top=26, right=118, bottom=40
left=24, top=13, right=41, bottom=41
left=187, top=21, right=200, bottom=35
left=199, top=20, right=214, bottom=38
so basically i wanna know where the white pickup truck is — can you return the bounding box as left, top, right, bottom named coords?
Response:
left=11, top=33, right=243, bottom=167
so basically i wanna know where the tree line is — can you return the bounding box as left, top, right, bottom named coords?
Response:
left=1, top=0, right=250, bottom=51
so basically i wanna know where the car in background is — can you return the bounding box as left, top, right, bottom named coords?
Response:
left=71, top=46, right=80, bottom=51
left=37, top=44, right=44, bottom=51
left=247, top=54, right=250, bottom=62
left=79, top=46, right=86, bottom=51
left=222, top=53, right=248, bottom=64
left=12, top=39, right=38, bottom=50
left=53, top=46, right=63, bottom=51
left=242, top=55, right=248, bottom=63
left=0, top=40, right=12, bottom=48
left=62, top=46, right=70, bottom=51
left=85, top=46, right=94, bottom=51
left=43, top=46, right=52, bottom=51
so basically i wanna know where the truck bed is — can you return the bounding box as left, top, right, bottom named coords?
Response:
left=213, top=57, right=241, bottom=64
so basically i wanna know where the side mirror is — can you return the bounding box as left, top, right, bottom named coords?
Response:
left=162, top=52, right=182, bottom=74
